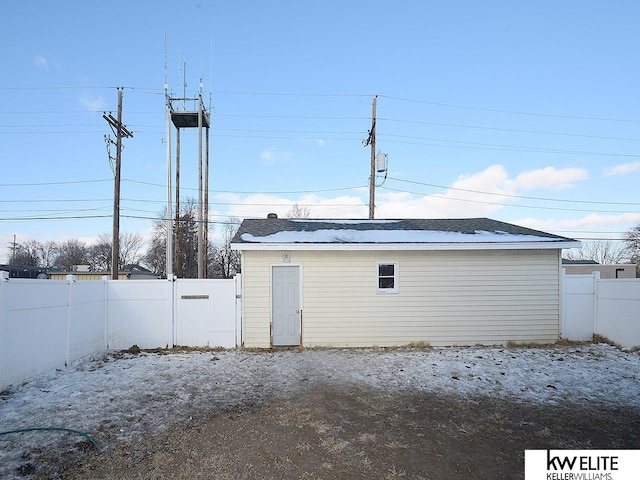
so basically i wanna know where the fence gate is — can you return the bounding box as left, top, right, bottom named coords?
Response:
left=175, top=278, right=237, bottom=348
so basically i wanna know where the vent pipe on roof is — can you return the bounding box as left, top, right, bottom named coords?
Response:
left=267, top=213, right=278, bottom=219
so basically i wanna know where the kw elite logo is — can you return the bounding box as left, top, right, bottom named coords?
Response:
left=525, top=450, right=640, bottom=480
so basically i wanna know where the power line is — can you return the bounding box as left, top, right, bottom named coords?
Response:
left=212, top=91, right=373, bottom=98
left=379, top=117, right=640, bottom=143
left=3, top=85, right=639, bottom=124
left=0, top=214, right=112, bottom=221
left=0, top=86, right=126, bottom=90
left=0, top=207, right=110, bottom=213
left=0, top=198, right=112, bottom=203
left=1, top=173, right=636, bottom=214
left=213, top=91, right=640, bottom=124
left=386, top=176, right=640, bottom=206
left=0, top=178, right=112, bottom=187
left=378, top=95, right=640, bottom=124
left=378, top=185, right=639, bottom=214
left=381, top=133, right=640, bottom=159
left=123, top=178, right=366, bottom=194
left=214, top=127, right=363, bottom=135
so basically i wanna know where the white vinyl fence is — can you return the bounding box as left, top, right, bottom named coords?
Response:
left=0, top=274, right=106, bottom=390
left=562, top=271, right=640, bottom=349
left=0, top=272, right=241, bottom=390
left=3, top=268, right=639, bottom=390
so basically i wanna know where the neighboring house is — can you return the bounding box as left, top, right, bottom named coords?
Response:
left=231, top=216, right=580, bottom=348
left=562, top=259, right=637, bottom=279
left=47, top=264, right=160, bottom=281
left=0, top=264, right=49, bottom=279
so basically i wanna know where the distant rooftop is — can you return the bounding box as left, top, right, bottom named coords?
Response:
left=562, top=259, right=599, bottom=265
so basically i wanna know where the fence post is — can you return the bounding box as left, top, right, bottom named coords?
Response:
left=235, top=274, right=242, bottom=347
left=592, top=271, right=600, bottom=337
left=170, top=275, right=177, bottom=348
left=103, top=276, right=110, bottom=349
left=559, top=268, right=565, bottom=339
left=0, top=270, right=9, bottom=390
left=65, top=275, right=76, bottom=368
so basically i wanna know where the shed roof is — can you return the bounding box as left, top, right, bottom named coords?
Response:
left=231, top=218, right=580, bottom=251
left=562, top=259, right=599, bottom=265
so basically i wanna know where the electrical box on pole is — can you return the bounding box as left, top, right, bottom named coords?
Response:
left=376, top=151, right=388, bottom=173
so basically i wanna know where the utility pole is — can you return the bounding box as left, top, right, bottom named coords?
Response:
left=104, top=87, right=133, bottom=280
left=173, top=128, right=180, bottom=277
left=204, top=123, right=210, bottom=277
left=11, top=234, right=17, bottom=263
left=197, top=92, right=204, bottom=278
left=364, top=95, right=377, bottom=219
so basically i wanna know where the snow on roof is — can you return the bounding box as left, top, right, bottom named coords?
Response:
left=232, top=218, right=578, bottom=249
left=290, top=219, right=401, bottom=225
left=240, top=229, right=562, bottom=244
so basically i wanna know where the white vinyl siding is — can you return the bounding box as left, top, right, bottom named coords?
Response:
left=240, top=252, right=273, bottom=348
left=241, top=249, right=561, bottom=347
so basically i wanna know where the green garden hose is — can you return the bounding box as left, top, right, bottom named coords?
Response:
left=0, top=427, right=101, bottom=452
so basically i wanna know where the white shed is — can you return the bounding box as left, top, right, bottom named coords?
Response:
left=231, top=217, right=579, bottom=348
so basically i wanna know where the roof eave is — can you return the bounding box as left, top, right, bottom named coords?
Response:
left=231, top=240, right=581, bottom=251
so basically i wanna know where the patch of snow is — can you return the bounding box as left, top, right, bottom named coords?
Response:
left=240, top=229, right=561, bottom=244
left=290, top=219, right=401, bottom=224
left=1, top=344, right=638, bottom=476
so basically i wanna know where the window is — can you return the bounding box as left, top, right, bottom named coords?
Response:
left=377, top=262, right=398, bottom=293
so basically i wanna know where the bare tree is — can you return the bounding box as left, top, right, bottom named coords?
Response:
left=12, top=240, right=41, bottom=266
left=564, top=239, right=629, bottom=265
left=142, top=198, right=199, bottom=278
left=54, top=239, right=90, bottom=270
left=173, top=199, right=199, bottom=278
left=90, top=234, right=113, bottom=272
left=119, top=233, right=144, bottom=268
left=286, top=203, right=311, bottom=219
left=143, top=219, right=167, bottom=276
left=38, top=240, right=58, bottom=269
left=624, top=223, right=640, bottom=275
left=91, top=233, right=144, bottom=272
left=209, top=217, right=241, bottom=278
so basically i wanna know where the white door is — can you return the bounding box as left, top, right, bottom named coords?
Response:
left=272, top=266, right=300, bottom=346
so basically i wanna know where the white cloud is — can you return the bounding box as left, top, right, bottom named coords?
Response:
left=217, top=192, right=366, bottom=219
left=207, top=164, right=637, bottom=242
left=34, top=55, right=48, bottom=70
left=79, top=94, right=107, bottom=112
left=214, top=164, right=593, bottom=222
left=514, top=213, right=640, bottom=237
left=260, top=148, right=294, bottom=165
left=604, top=162, right=640, bottom=177
left=376, top=164, right=587, bottom=218
left=377, top=164, right=519, bottom=219
left=508, top=166, right=588, bottom=191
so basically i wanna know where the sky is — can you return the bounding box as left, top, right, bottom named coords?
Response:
left=2, top=0, right=640, bottom=263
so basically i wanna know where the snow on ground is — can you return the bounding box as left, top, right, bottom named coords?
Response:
left=1, top=343, right=639, bottom=474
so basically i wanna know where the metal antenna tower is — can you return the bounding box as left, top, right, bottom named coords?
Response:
left=165, top=66, right=211, bottom=279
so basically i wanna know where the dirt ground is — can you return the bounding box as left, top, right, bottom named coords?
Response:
left=18, top=384, right=640, bottom=480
